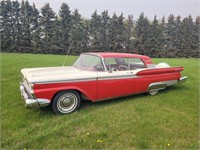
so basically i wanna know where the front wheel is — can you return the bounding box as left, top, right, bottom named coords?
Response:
left=52, top=90, right=81, bottom=114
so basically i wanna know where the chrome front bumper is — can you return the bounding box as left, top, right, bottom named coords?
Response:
left=20, top=83, right=50, bottom=109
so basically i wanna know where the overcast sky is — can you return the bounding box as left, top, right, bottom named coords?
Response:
left=27, top=0, right=199, bottom=20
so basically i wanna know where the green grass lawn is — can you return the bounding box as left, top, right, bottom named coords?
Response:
left=1, top=53, right=199, bottom=149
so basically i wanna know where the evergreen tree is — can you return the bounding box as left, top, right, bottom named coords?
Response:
left=89, top=10, right=102, bottom=51
left=160, top=16, right=167, bottom=53
left=51, top=17, right=63, bottom=54
left=148, top=15, right=164, bottom=57
left=193, top=16, right=200, bottom=57
left=134, top=13, right=150, bottom=55
left=0, top=1, right=198, bottom=57
left=81, top=18, right=90, bottom=53
left=109, top=13, right=126, bottom=52
left=31, top=3, right=41, bottom=53
left=70, top=9, right=87, bottom=55
left=174, top=15, right=182, bottom=51
left=166, top=14, right=176, bottom=51
left=1, top=0, right=13, bottom=51
left=58, top=3, right=71, bottom=53
left=11, top=0, right=21, bottom=51
left=99, top=10, right=110, bottom=51
left=1, top=0, right=21, bottom=51
left=124, top=15, right=134, bottom=53
left=40, top=3, right=56, bottom=54
left=20, top=0, right=33, bottom=51
left=179, top=15, right=195, bottom=57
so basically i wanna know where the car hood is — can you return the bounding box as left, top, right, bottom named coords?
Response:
left=21, top=66, right=97, bottom=83
left=21, top=66, right=80, bottom=77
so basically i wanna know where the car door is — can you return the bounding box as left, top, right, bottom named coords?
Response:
left=96, top=58, right=135, bottom=100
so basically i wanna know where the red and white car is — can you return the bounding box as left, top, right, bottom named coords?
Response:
left=20, top=52, right=187, bottom=114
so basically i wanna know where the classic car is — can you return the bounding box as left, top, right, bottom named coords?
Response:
left=20, top=52, right=187, bottom=114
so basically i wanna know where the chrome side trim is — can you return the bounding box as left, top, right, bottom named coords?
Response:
left=33, top=78, right=97, bottom=84
left=32, top=75, right=138, bottom=84
left=98, top=75, right=137, bottom=80
left=148, top=80, right=178, bottom=91
left=179, top=76, right=188, bottom=83
left=148, top=83, right=167, bottom=91
left=164, top=80, right=178, bottom=86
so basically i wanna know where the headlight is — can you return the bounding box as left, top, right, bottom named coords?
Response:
left=24, top=79, right=36, bottom=98
left=30, top=84, right=35, bottom=98
left=28, top=82, right=35, bottom=98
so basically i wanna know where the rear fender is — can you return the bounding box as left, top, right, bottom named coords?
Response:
left=136, top=67, right=184, bottom=76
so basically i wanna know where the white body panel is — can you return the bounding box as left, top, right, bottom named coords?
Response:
left=21, top=66, right=98, bottom=83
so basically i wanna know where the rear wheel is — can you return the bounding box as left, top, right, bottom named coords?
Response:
left=52, top=90, right=81, bottom=114
left=148, top=89, right=159, bottom=96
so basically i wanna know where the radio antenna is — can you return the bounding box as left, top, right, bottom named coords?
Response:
left=62, top=41, right=73, bottom=66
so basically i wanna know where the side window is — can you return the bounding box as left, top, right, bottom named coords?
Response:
left=104, top=58, right=129, bottom=71
left=116, top=58, right=129, bottom=71
left=110, top=58, right=117, bottom=65
left=129, top=58, right=146, bottom=70
left=104, top=58, right=117, bottom=71
left=104, top=58, right=146, bottom=71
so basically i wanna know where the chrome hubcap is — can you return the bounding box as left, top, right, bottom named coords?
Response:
left=62, top=98, right=73, bottom=107
left=149, top=90, right=159, bottom=96
left=57, top=93, right=77, bottom=113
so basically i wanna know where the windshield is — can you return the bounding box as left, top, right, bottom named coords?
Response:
left=73, top=54, right=105, bottom=71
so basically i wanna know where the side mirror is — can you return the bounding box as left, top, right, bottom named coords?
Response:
left=96, top=65, right=104, bottom=71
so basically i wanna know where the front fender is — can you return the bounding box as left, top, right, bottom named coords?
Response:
left=33, top=81, right=97, bottom=101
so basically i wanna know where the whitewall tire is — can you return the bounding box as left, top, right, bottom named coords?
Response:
left=52, top=90, right=81, bottom=114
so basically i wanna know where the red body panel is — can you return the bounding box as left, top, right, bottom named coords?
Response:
left=97, top=78, right=134, bottom=100
left=96, top=70, right=181, bottom=101
left=33, top=80, right=97, bottom=101
left=89, top=52, right=153, bottom=64
left=136, top=67, right=183, bottom=76
left=133, top=72, right=181, bottom=94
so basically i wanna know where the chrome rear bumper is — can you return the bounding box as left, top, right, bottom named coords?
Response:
left=20, top=83, right=50, bottom=109
left=179, top=76, right=188, bottom=83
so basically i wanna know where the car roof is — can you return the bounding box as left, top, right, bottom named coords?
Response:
left=87, top=52, right=143, bottom=58
left=85, top=52, right=153, bottom=64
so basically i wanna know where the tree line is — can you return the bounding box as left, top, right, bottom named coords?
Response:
left=1, top=0, right=199, bottom=57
